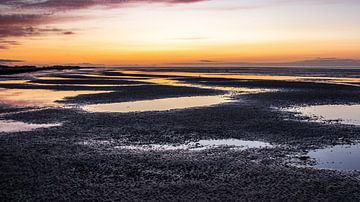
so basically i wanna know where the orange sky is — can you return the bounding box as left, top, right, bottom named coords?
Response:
left=1, top=0, right=360, bottom=66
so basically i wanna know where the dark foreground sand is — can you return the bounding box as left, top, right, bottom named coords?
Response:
left=1, top=67, right=360, bottom=201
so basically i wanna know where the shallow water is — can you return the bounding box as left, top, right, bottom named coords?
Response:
left=0, top=120, right=61, bottom=133
left=139, top=78, right=267, bottom=94
left=40, top=74, right=149, bottom=80
left=82, top=95, right=232, bottom=113
left=308, top=144, right=360, bottom=171
left=287, top=104, right=360, bottom=126
left=196, top=139, right=272, bottom=150
left=0, top=79, right=30, bottom=84
left=32, top=83, right=146, bottom=87
left=116, top=139, right=272, bottom=151
left=0, top=88, right=111, bottom=107
left=119, top=70, right=360, bottom=84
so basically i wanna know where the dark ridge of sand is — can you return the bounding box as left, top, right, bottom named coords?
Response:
left=100, top=70, right=185, bottom=78
left=0, top=83, right=149, bottom=91
left=178, top=77, right=360, bottom=90
left=243, top=89, right=360, bottom=107
left=0, top=65, right=96, bottom=75
left=177, top=78, right=360, bottom=106
left=59, top=85, right=224, bottom=104
left=0, top=66, right=39, bottom=75
left=37, top=74, right=151, bottom=80
left=31, top=79, right=148, bottom=85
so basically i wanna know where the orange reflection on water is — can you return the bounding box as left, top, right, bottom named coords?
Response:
left=39, top=74, right=150, bottom=80
left=138, top=78, right=266, bottom=94
left=83, top=95, right=232, bottom=113
left=0, top=80, right=30, bottom=84
left=120, top=70, right=298, bottom=81
left=0, top=88, right=110, bottom=107
left=120, top=71, right=360, bottom=85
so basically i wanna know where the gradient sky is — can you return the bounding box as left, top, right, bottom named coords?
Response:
left=1, top=0, right=360, bottom=66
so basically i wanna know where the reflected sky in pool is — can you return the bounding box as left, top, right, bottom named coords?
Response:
left=83, top=95, right=232, bottom=113
left=119, top=70, right=360, bottom=86
left=287, top=104, right=360, bottom=126
left=115, top=139, right=272, bottom=151
left=0, top=120, right=61, bottom=133
left=0, top=88, right=111, bottom=107
left=308, top=144, right=360, bottom=171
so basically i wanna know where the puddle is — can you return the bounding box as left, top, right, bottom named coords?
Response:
left=82, top=95, right=232, bottom=113
left=286, top=104, right=360, bottom=126
left=35, top=76, right=79, bottom=80
left=195, top=139, right=272, bottom=150
left=0, top=80, right=30, bottom=84
left=0, top=88, right=111, bottom=107
left=139, top=78, right=267, bottom=95
left=308, top=144, right=360, bottom=171
left=39, top=74, right=149, bottom=80
left=31, top=83, right=146, bottom=87
left=0, top=120, right=61, bottom=133
left=116, top=139, right=272, bottom=151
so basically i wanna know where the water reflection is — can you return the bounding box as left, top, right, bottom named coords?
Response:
left=308, top=144, right=360, bottom=171
left=119, top=70, right=360, bottom=85
left=197, top=139, right=271, bottom=149
left=83, top=95, right=232, bottom=113
left=139, top=78, right=267, bottom=94
left=0, top=120, right=61, bottom=133
left=0, top=80, right=30, bottom=84
left=39, top=74, right=149, bottom=80
left=0, top=88, right=111, bottom=107
left=116, top=139, right=272, bottom=151
left=287, top=104, right=360, bottom=126
left=31, top=83, right=146, bottom=87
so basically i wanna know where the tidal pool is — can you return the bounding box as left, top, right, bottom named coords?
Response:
left=119, top=70, right=360, bottom=85
left=0, top=120, right=61, bottom=133
left=116, top=139, right=272, bottom=151
left=0, top=88, right=111, bottom=107
left=287, top=104, right=360, bottom=126
left=308, top=144, right=360, bottom=171
left=82, top=95, right=232, bottom=113
left=138, top=77, right=267, bottom=95
left=0, top=79, right=30, bottom=84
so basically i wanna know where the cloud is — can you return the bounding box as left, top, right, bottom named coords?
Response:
left=198, top=60, right=219, bottom=63
left=0, top=59, right=23, bottom=63
left=200, top=0, right=360, bottom=12
left=0, top=14, right=77, bottom=48
left=0, top=40, right=21, bottom=49
left=0, top=0, right=206, bottom=49
left=2, top=0, right=357, bottom=50
left=63, top=31, right=75, bottom=35
left=0, top=14, right=48, bottom=26
left=0, top=25, right=75, bottom=38
left=1, top=0, right=206, bottom=11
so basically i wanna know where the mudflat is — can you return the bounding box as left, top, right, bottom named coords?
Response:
left=1, top=67, right=360, bottom=201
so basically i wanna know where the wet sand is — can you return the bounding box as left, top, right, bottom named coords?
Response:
left=1, top=67, right=360, bottom=201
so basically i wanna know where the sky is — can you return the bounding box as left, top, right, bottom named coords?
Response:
left=1, top=0, right=360, bottom=66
